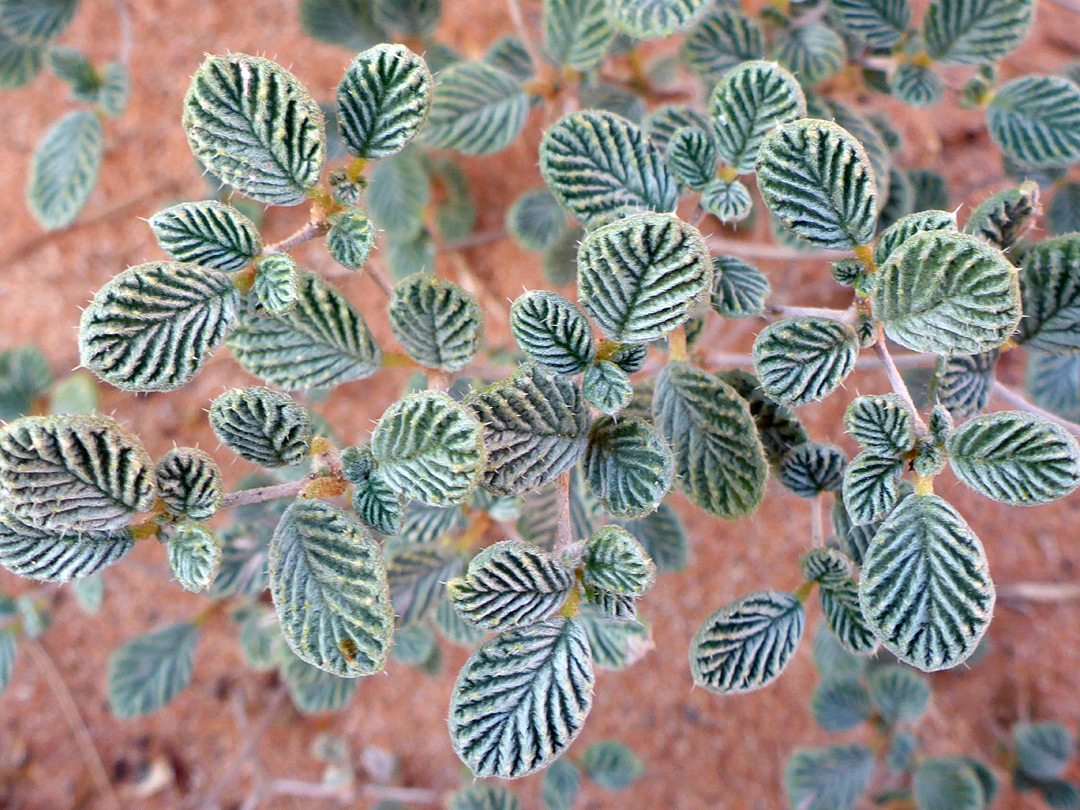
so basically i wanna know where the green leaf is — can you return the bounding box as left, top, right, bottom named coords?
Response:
left=148, top=201, right=262, bottom=272
left=299, top=0, right=384, bottom=49
left=26, top=110, right=102, bottom=229
left=932, top=351, right=997, bottom=420
left=811, top=677, right=873, bottom=732
left=800, top=547, right=851, bottom=586
left=510, top=291, right=595, bottom=375
left=581, top=740, right=644, bottom=789
left=0, top=345, right=52, bottom=420
left=710, top=255, right=770, bottom=318
left=964, top=181, right=1038, bottom=250
left=372, top=390, right=486, bottom=505
left=424, top=61, right=527, bottom=155
left=872, top=231, right=1021, bottom=357
left=507, top=189, right=566, bottom=253
left=228, top=272, right=382, bottom=390
left=209, top=387, right=312, bottom=468
left=947, top=411, right=1080, bottom=505
left=773, top=22, right=847, bottom=87
left=700, top=178, right=752, bottom=223
left=374, top=0, right=440, bottom=36
left=584, top=416, right=672, bottom=517
left=813, top=622, right=867, bottom=680
left=435, top=592, right=485, bottom=646
left=1014, top=722, right=1074, bottom=781
left=753, top=317, right=859, bottom=407
left=890, top=62, right=943, bottom=108
left=0, top=508, right=133, bottom=582
left=914, top=758, right=985, bottom=810
left=253, top=254, right=299, bottom=316
left=844, top=394, right=917, bottom=457
left=875, top=210, right=958, bottom=267
left=828, top=0, right=909, bottom=48
left=820, top=579, right=880, bottom=654
left=238, top=607, right=280, bottom=670
left=0, top=0, right=78, bottom=42
left=183, top=54, right=325, bottom=205
left=664, top=126, right=716, bottom=191
left=540, top=110, right=677, bottom=227
left=653, top=361, right=767, bottom=518
left=1050, top=181, right=1080, bottom=235
left=387, top=545, right=462, bottom=625
left=48, top=46, right=98, bottom=99
left=585, top=588, right=636, bottom=621
left=689, top=590, right=805, bottom=694
left=80, top=261, right=240, bottom=392
left=578, top=606, right=651, bottom=669
left=643, top=104, right=711, bottom=153
left=779, top=442, right=847, bottom=497
left=366, top=145, right=430, bottom=237
left=1041, top=779, right=1080, bottom=810
left=605, top=0, right=708, bottom=38
left=353, top=469, right=404, bottom=536
left=448, top=784, right=521, bottom=810
left=0, top=414, right=153, bottom=532
left=326, top=208, right=376, bottom=270
left=270, top=500, right=393, bottom=676
left=467, top=365, right=590, bottom=496
left=860, top=494, right=994, bottom=671
left=279, top=647, right=359, bottom=712
left=485, top=35, right=534, bottom=81
left=0, top=28, right=42, bottom=89
left=719, top=369, right=808, bottom=467
left=448, top=617, right=594, bottom=778
left=336, top=44, right=432, bottom=160
left=756, top=119, right=878, bottom=250
left=615, top=503, right=685, bottom=573
left=582, top=525, right=655, bottom=597
left=987, top=76, right=1080, bottom=168
left=784, top=745, right=874, bottom=810
left=842, top=452, right=902, bottom=525
left=924, top=0, right=1033, bottom=65
left=582, top=360, right=631, bottom=415
left=155, top=447, right=222, bottom=521
left=388, top=274, right=482, bottom=371
left=869, top=664, right=930, bottom=724
left=1018, top=234, right=1080, bottom=352
left=543, top=0, right=614, bottom=72
left=391, top=622, right=440, bottom=670
left=577, top=212, right=711, bottom=344
left=447, top=540, right=574, bottom=631
left=1027, top=350, right=1080, bottom=422
left=910, top=169, right=950, bottom=210
left=709, top=60, right=805, bottom=175
left=98, top=62, right=129, bottom=117
left=108, top=623, right=198, bottom=717
left=167, top=523, right=221, bottom=593
left=542, top=759, right=581, bottom=810
left=679, top=7, right=764, bottom=84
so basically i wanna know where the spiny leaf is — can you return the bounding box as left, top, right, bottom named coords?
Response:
left=1017, top=234, right=1080, bottom=352
left=228, top=272, right=382, bottom=390
left=0, top=508, right=133, bottom=582
left=711, top=255, right=770, bottom=318
left=784, top=745, right=874, bottom=810
left=326, top=208, right=376, bottom=270
left=859, top=493, right=994, bottom=671
left=987, top=76, right=1080, bottom=168
left=108, top=623, right=197, bottom=717
left=753, top=317, right=859, bottom=407
left=388, top=274, right=482, bottom=371
left=578, top=607, right=652, bottom=669
left=773, top=22, right=847, bottom=87
left=700, top=178, right=752, bottom=223
left=582, top=360, right=631, bottom=415
left=387, top=545, right=462, bottom=625
left=689, top=590, right=805, bottom=694
left=539, top=110, right=677, bottom=227
left=27, top=111, right=103, bottom=229
left=148, top=201, right=262, bottom=272
left=79, top=261, right=240, bottom=392
left=869, top=664, right=930, bottom=723
left=756, top=119, right=878, bottom=250
left=510, top=290, right=595, bottom=375
left=270, top=500, right=393, bottom=677
left=932, top=351, right=998, bottom=420
left=679, top=7, right=764, bottom=84
left=447, top=541, right=575, bottom=631
left=183, top=54, right=325, bottom=205
left=874, top=209, right=958, bottom=267
left=167, top=523, right=220, bottom=593
left=209, top=387, right=312, bottom=468
left=584, top=416, right=672, bottom=517
left=577, top=212, right=711, bottom=344
left=155, top=447, right=223, bottom=521
left=913, top=758, right=985, bottom=810
left=842, top=452, right=902, bottom=525
left=1014, top=722, right=1075, bottom=780
left=507, top=189, right=566, bottom=253
left=448, top=617, right=594, bottom=779
left=581, top=741, right=644, bottom=788
left=336, top=44, right=432, bottom=160
left=424, top=61, right=527, bottom=155
left=844, top=394, right=917, bottom=457
left=278, top=648, right=359, bottom=712
left=964, top=182, right=1038, bottom=251
left=811, top=677, right=873, bottom=732
left=947, top=411, right=1080, bottom=505
left=924, top=0, right=1033, bottom=65
left=582, top=524, right=655, bottom=597
left=872, top=230, right=1021, bottom=357
left=800, top=547, right=851, bottom=586
left=890, top=62, right=943, bottom=108
left=779, top=442, right=847, bottom=497
left=828, top=0, right=910, bottom=48
left=542, top=0, right=614, bottom=72
left=467, top=364, right=590, bottom=496
left=653, top=361, right=767, bottom=518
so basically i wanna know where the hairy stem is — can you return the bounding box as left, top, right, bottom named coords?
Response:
left=810, top=496, right=824, bottom=546
left=221, top=480, right=305, bottom=509
left=769, top=304, right=855, bottom=323
left=873, top=329, right=927, bottom=431
left=705, top=235, right=845, bottom=262
left=555, top=472, right=573, bottom=551
left=264, top=219, right=330, bottom=255
left=505, top=0, right=545, bottom=80
left=992, top=381, right=1080, bottom=437
left=998, top=581, right=1080, bottom=603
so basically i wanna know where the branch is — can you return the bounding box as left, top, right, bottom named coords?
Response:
left=700, top=350, right=936, bottom=372
left=505, top=0, right=545, bottom=80
left=555, top=472, right=573, bottom=551
left=769, top=304, right=854, bottom=323
left=998, top=581, right=1080, bottom=603
left=705, top=235, right=844, bottom=262
left=873, top=330, right=927, bottom=431
left=264, top=220, right=330, bottom=255
left=992, top=381, right=1080, bottom=438
left=221, top=480, right=305, bottom=509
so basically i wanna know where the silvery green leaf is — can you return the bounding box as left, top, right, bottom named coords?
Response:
left=1050, top=181, right=1080, bottom=235
left=808, top=96, right=892, bottom=203
left=779, top=442, right=847, bottom=497
left=543, top=0, right=614, bottom=72
left=609, top=342, right=647, bottom=374
left=872, top=231, right=1021, bottom=357
left=0, top=508, right=133, bottom=581
left=709, top=60, right=805, bottom=174
left=517, top=469, right=602, bottom=550
left=718, top=368, right=809, bottom=467
left=0, top=0, right=78, bottom=42
left=987, top=76, right=1080, bottom=168
left=664, top=126, right=716, bottom=191
left=700, top=178, right=752, bottom=223
left=1027, top=350, right=1080, bottom=422
left=26, top=110, right=102, bottom=229
left=947, top=411, right=1080, bottom=505
left=388, top=274, right=482, bottom=371
left=108, top=622, right=198, bottom=717
left=155, top=447, right=223, bottom=521
left=654, top=361, right=767, bottom=518
left=753, top=317, right=859, bottom=407
left=448, top=784, right=521, bottom=810
left=98, top=62, right=128, bottom=117
left=0, top=628, right=15, bottom=693
left=811, top=677, right=873, bottom=732
left=299, top=0, right=382, bottom=48
left=924, top=0, right=1033, bottom=65
left=249, top=256, right=299, bottom=320
left=581, top=740, right=644, bottom=788
left=448, top=617, right=594, bottom=778
left=366, top=145, right=429, bottom=237
left=80, top=261, right=240, bottom=392
left=0, top=414, right=153, bottom=532
left=228, top=272, right=382, bottom=390
left=48, top=46, right=99, bottom=100
left=690, top=590, right=804, bottom=694
left=270, top=500, right=393, bottom=676
left=710, top=256, right=770, bottom=319
left=467, top=365, right=590, bottom=496
left=577, top=212, right=711, bottom=343
left=874, top=209, right=958, bottom=266
left=183, top=54, right=325, bottom=205
left=484, top=35, right=534, bottom=81
left=582, top=524, right=655, bottom=597
left=73, top=572, right=104, bottom=613
left=604, top=0, right=708, bottom=38
left=374, top=0, right=439, bottom=35
left=887, top=730, right=919, bottom=772
left=0, top=345, right=51, bottom=420
left=1014, top=722, right=1074, bottom=780
left=964, top=182, right=1038, bottom=250
left=756, top=119, right=878, bottom=250
left=585, top=589, right=636, bottom=621
left=167, top=523, right=221, bottom=593
left=890, top=62, right=943, bottom=108
left=336, top=44, right=432, bottom=160
left=399, top=500, right=466, bottom=545
left=582, top=361, right=631, bottom=415
left=820, top=578, right=879, bottom=654
left=642, top=104, right=711, bottom=153
left=813, top=621, right=867, bottom=679
left=424, top=61, right=527, bottom=155
left=828, top=0, right=909, bottom=48
left=877, top=166, right=915, bottom=232
left=784, top=745, right=874, bottom=810
left=148, top=201, right=262, bottom=272
left=279, top=647, right=359, bottom=712
left=773, top=22, right=847, bottom=87
left=436, top=592, right=486, bottom=646
left=910, top=168, right=950, bottom=211
left=542, top=759, right=581, bottom=810
left=913, top=758, right=985, bottom=810
left=619, top=502, right=687, bottom=573
left=578, top=607, right=651, bottom=669
left=584, top=416, right=672, bottom=517
left=387, top=545, right=461, bottom=625
left=842, top=451, right=902, bottom=525
left=844, top=394, right=917, bottom=457
left=238, top=606, right=281, bottom=670
left=0, top=29, right=42, bottom=88
left=209, top=387, right=312, bottom=467
left=326, top=208, right=376, bottom=271
left=510, top=290, right=595, bottom=375
left=352, top=468, right=403, bottom=535
left=447, top=540, right=574, bottom=631
left=869, top=664, right=930, bottom=723
left=859, top=494, right=994, bottom=671
left=372, top=391, right=486, bottom=505
left=679, top=7, right=763, bottom=84
left=540, top=110, right=677, bottom=227
left=506, top=189, right=566, bottom=253
left=1017, top=234, right=1080, bottom=352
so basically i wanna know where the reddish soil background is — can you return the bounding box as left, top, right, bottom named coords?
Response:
left=1, top=1, right=1080, bottom=808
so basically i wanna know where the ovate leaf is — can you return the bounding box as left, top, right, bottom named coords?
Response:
left=542, top=758, right=581, bottom=810
left=987, top=76, right=1080, bottom=168
left=700, top=178, right=752, bottom=223
left=299, top=0, right=384, bottom=49
left=584, top=416, right=673, bottom=517
left=388, top=274, right=482, bottom=371
left=167, top=523, right=221, bottom=593
left=581, top=741, right=644, bottom=788
left=506, top=189, right=566, bottom=253
left=148, top=201, right=262, bottom=272
left=155, top=447, right=223, bottom=521
left=924, top=0, right=1033, bottom=65
left=773, top=22, right=847, bottom=87
left=890, top=62, right=944, bottom=108
left=424, top=61, right=527, bottom=155
left=932, top=351, right=998, bottom=420
left=1027, top=350, right=1080, bottom=422
left=108, top=623, right=198, bottom=717
left=829, top=0, right=909, bottom=48
left=753, top=317, right=859, bottom=407
left=622, top=506, right=687, bottom=573
left=0, top=509, right=133, bottom=582
left=582, top=360, right=632, bottom=415
left=964, top=182, right=1038, bottom=250
left=679, top=7, right=764, bottom=84
left=542, top=0, right=614, bottom=72
left=869, top=664, right=930, bottom=723
left=604, top=0, right=709, bottom=38
left=844, top=394, right=917, bottom=457
left=254, top=254, right=299, bottom=316
left=510, top=290, right=596, bottom=375
left=1014, top=722, right=1075, bottom=780
left=209, top=387, right=312, bottom=467
left=779, top=442, right=847, bottom=497
left=811, top=677, right=873, bottom=731
left=664, top=126, right=716, bottom=190
left=711, top=255, right=770, bottom=318
left=784, top=745, right=874, bottom=810
left=820, top=580, right=879, bottom=655
left=913, top=758, right=985, bottom=810
left=1017, top=234, right=1080, bottom=352
left=582, top=525, right=655, bottom=597
left=842, top=452, right=902, bottom=525
left=27, top=111, right=103, bottom=229
left=326, top=208, right=376, bottom=269
left=387, top=545, right=461, bottom=625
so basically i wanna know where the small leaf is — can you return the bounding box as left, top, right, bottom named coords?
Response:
left=448, top=784, right=522, bottom=810
left=664, top=126, right=716, bottom=191
left=700, top=178, right=752, bottom=223
left=643, top=104, right=711, bottom=153
left=279, top=648, right=359, bottom=712
left=679, top=7, right=764, bottom=84
left=618, top=502, right=687, bottom=573
left=209, top=387, right=312, bottom=468
left=605, top=0, right=708, bottom=38
left=542, top=759, right=581, bottom=810
left=811, top=677, right=873, bottom=732
left=352, top=468, right=404, bottom=535
left=0, top=29, right=43, bottom=89
left=80, top=261, right=240, bottom=392
left=582, top=525, right=656, bottom=597
left=779, top=442, right=847, bottom=497
left=1014, top=722, right=1075, bottom=781
left=800, top=547, right=851, bottom=587
left=784, top=745, right=874, bottom=810
left=753, top=317, right=859, bottom=407
left=387, top=545, right=462, bottom=625
left=250, top=254, right=298, bottom=317
left=584, top=416, right=672, bottom=517
left=388, top=274, right=482, bottom=371
left=890, top=62, right=943, bottom=108
left=336, top=44, right=432, bottom=160
left=924, top=0, right=1033, bottom=65
left=448, top=617, right=594, bottom=778
left=543, top=0, right=614, bottom=72
left=155, top=447, right=223, bottom=521
left=932, top=351, right=998, bottom=420
left=869, top=664, right=930, bottom=724
left=0, top=0, right=78, bottom=42
left=689, top=590, right=805, bottom=694
left=507, top=189, right=566, bottom=253
left=828, top=0, right=910, bottom=48
left=108, top=623, right=198, bottom=717
left=773, top=22, right=847, bottom=87
left=581, top=740, right=644, bottom=789
left=582, top=360, right=631, bottom=415
left=510, top=290, right=595, bottom=375
left=326, top=208, right=376, bottom=270
left=424, top=61, right=527, bottom=155
left=844, top=394, right=917, bottom=457
left=987, top=76, right=1080, bottom=169
left=0, top=345, right=52, bottom=420
left=167, top=523, right=221, bottom=593
left=0, top=508, right=133, bottom=582
left=964, top=181, right=1038, bottom=250
left=1017, top=234, right=1080, bottom=352
left=820, top=579, right=879, bottom=655
left=148, top=201, right=262, bottom=272
left=913, top=758, right=985, bottom=810
left=1027, top=350, right=1080, bottom=423
left=27, top=111, right=103, bottom=229
left=366, top=145, right=429, bottom=238
left=711, top=256, right=770, bottom=318
left=842, top=452, right=902, bottom=525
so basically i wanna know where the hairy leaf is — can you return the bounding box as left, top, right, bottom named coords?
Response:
left=209, top=387, right=312, bottom=467
left=753, top=317, right=859, bottom=406
left=924, top=0, right=1033, bottom=65
left=800, top=547, right=851, bottom=587
left=0, top=508, right=133, bottom=582
left=388, top=274, right=482, bottom=371
left=581, top=360, right=631, bottom=415
left=108, top=623, right=197, bottom=717
left=700, top=178, right=752, bottom=223
left=582, top=525, right=655, bottom=597
left=987, top=76, right=1080, bottom=168
left=784, top=745, right=874, bottom=810
left=578, top=607, right=651, bottom=669
left=829, top=0, right=909, bottom=48
left=155, top=447, right=223, bottom=521
left=543, top=0, right=614, bottom=71
left=584, top=416, right=672, bottom=517
left=1017, top=234, right=1080, bottom=352
left=0, top=29, right=43, bottom=89
left=27, top=111, right=102, bottom=229
left=326, top=208, right=376, bottom=270
left=779, top=442, right=847, bottom=497
left=299, top=0, right=384, bottom=49
left=874, top=210, right=958, bottom=267
left=711, top=255, right=770, bottom=318
left=844, top=394, right=917, bottom=457
left=642, top=105, right=711, bottom=153
left=890, top=62, right=943, bottom=108
left=167, top=523, right=220, bottom=593
left=388, top=545, right=462, bottom=625
left=773, top=22, right=847, bottom=87
left=0, top=345, right=52, bottom=421
left=148, top=201, right=261, bottom=272
left=424, top=61, right=527, bottom=155
left=252, top=254, right=298, bottom=316
left=679, top=7, right=764, bottom=84
left=605, top=0, right=708, bottom=38
left=507, top=189, right=566, bottom=253
left=510, top=291, right=595, bottom=375
left=664, top=126, right=716, bottom=190
left=964, top=182, right=1038, bottom=250
left=366, top=145, right=429, bottom=237
left=820, top=579, right=880, bottom=655
left=869, top=664, right=930, bottom=723
left=932, top=351, right=998, bottom=420
left=842, top=452, right=902, bottom=525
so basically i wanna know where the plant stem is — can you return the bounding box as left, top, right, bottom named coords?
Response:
left=810, top=496, right=824, bottom=546
left=992, top=381, right=1080, bottom=437
left=704, top=235, right=844, bottom=262
left=221, top=480, right=305, bottom=509
left=363, top=785, right=442, bottom=804
left=264, top=220, right=330, bottom=255
left=769, top=304, right=854, bottom=322
left=998, top=581, right=1080, bottom=603
left=505, top=0, right=545, bottom=79
left=555, top=472, right=573, bottom=551
left=443, top=227, right=507, bottom=252
left=873, top=329, right=927, bottom=431
left=699, top=351, right=936, bottom=371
